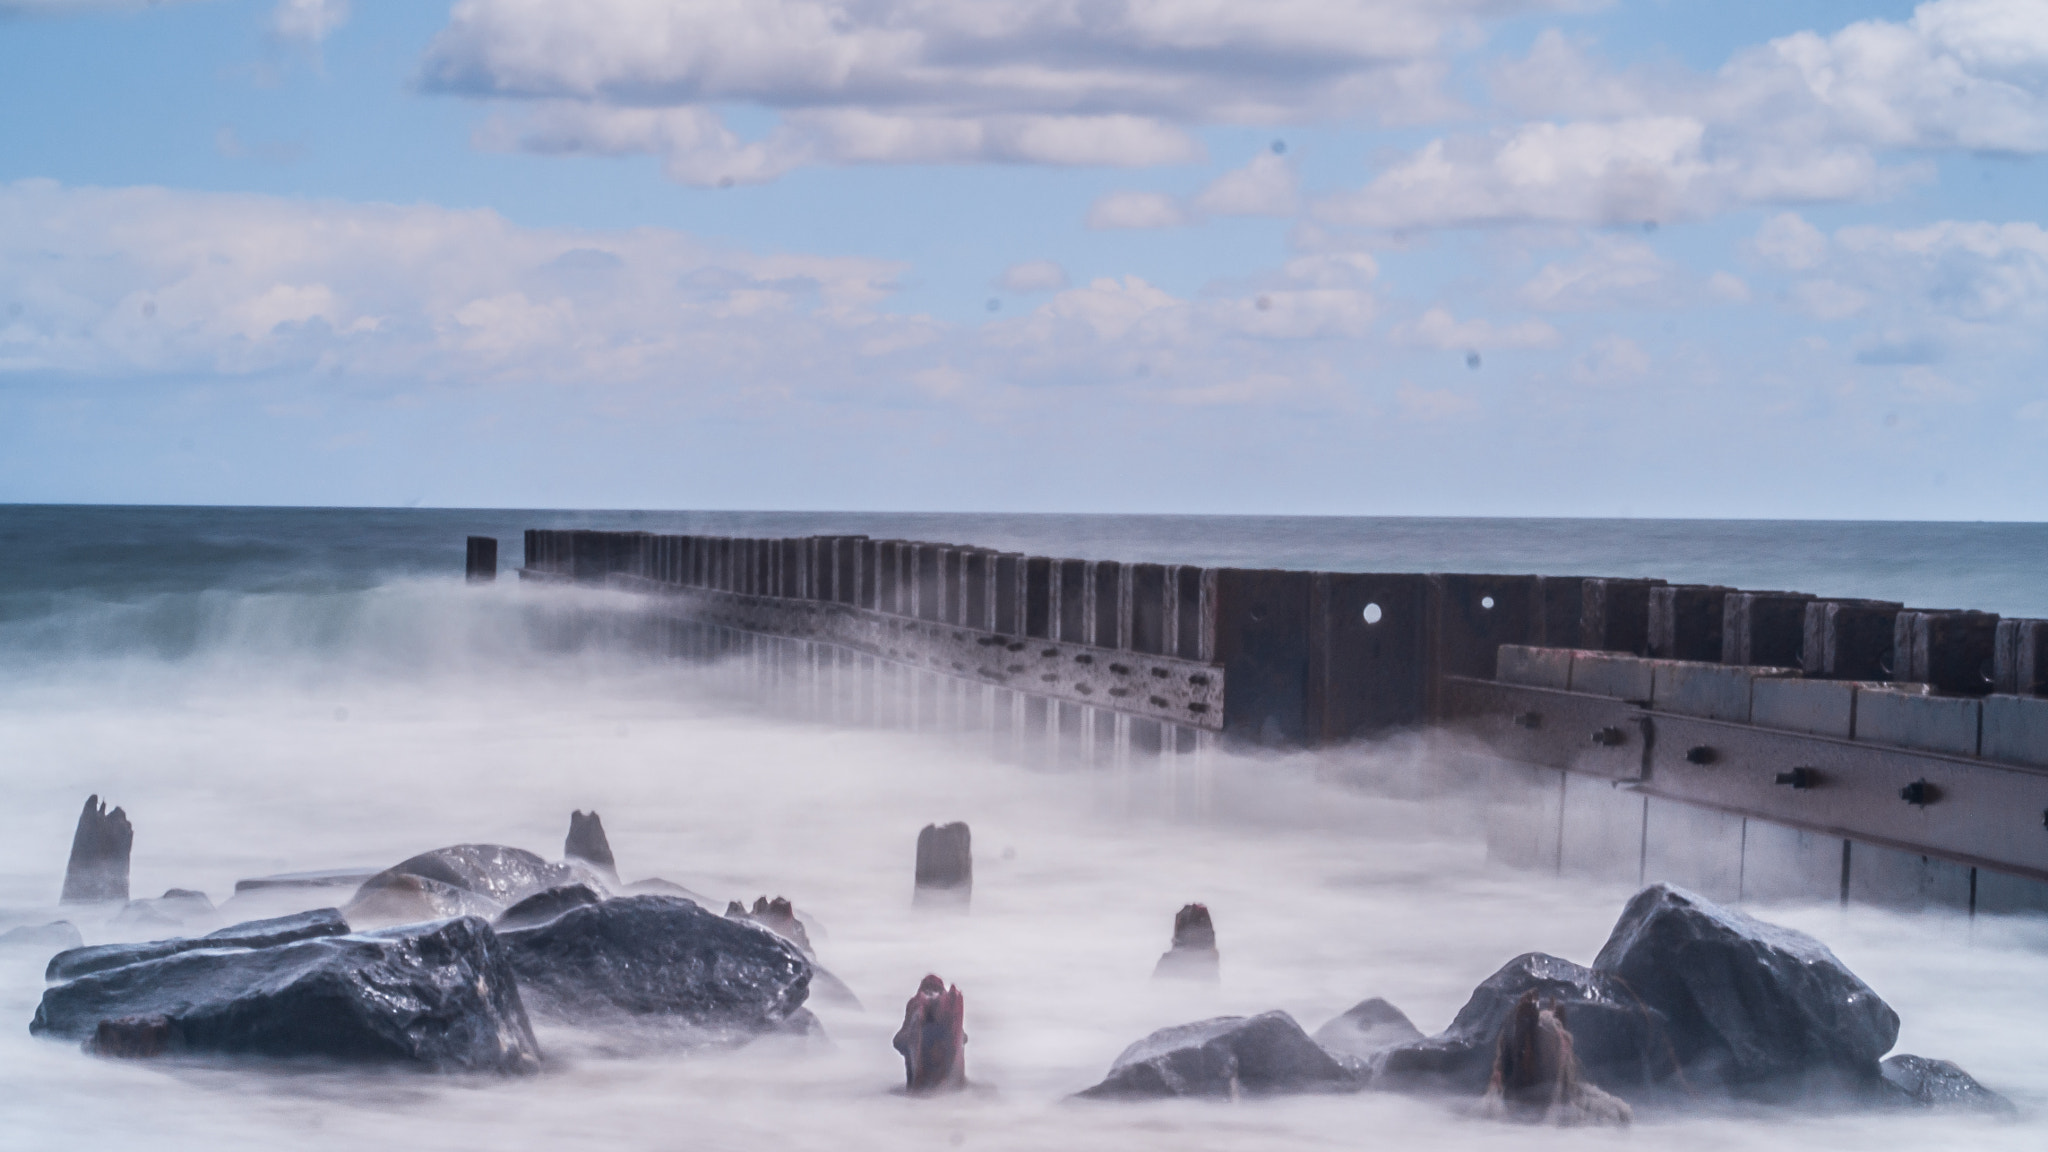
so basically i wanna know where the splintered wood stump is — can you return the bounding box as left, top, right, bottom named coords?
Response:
left=61, top=795, right=132, bottom=904
left=893, top=975, right=967, bottom=1094
left=913, top=822, right=971, bottom=908
left=564, top=809, right=617, bottom=879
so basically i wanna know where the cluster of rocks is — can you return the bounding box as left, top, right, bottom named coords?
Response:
left=27, top=809, right=823, bottom=1072
left=1076, top=884, right=2012, bottom=1120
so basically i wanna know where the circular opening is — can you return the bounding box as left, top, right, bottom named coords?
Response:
left=1362, top=603, right=1383, bottom=625
left=1480, top=596, right=1495, bottom=610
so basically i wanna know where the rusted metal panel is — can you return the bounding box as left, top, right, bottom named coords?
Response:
left=1651, top=660, right=1797, bottom=723
left=1802, top=599, right=1901, bottom=680
left=1130, top=563, right=1167, bottom=655
left=1214, top=568, right=1313, bottom=746
left=1442, top=678, right=1648, bottom=781
left=1313, top=572, right=1430, bottom=739
left=963, top=549, right=990, bottom=629
left=1056, top=559, right=1088, bottom=643
left=1024, top=557, right=1051, bottom=638
left=1570, top=652, right=1655, bottom=701
left=1722, top=591, right=1813, bottom=668
left=1531, top=576, right=1589, bottom=648
left=1895, top=609, right=1999, bottom=695
left=1994, top=619, right=2048, bottom=696
left=1647, top=585, right=1730, bottom=662
left=1855, top=687, right=1981, bottom=757
left=1431, top=574, right=1535, bottom=686
left=1984, top=693, right=2048, bottom=768
left=1094, top=561, right=1123, bottom=650
left=1581, top=577, right=1661, bottom=654
left=1497, top=644, right=1573, bottom=690
left=993, top=553, right=1022, bottom=634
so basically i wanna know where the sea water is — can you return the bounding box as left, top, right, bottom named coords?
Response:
left=1, top=506, right=2044, bottom=1151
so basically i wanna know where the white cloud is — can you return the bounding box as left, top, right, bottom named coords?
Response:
left=1392, top=307, right=1560, bottom=349
left=1752, top=212, right=1830, bottom=270
left=1192, top=153, right=1300, bottom=217
left=1755, top=215, right=2048, bottom=342
left=1086, top=191, right=1188, bottom=230
left=1519, top=236, right=1673, bottom=309
left=271, top=0, right=347, bottom=43
left=1706, top=271, right=1752, bottom=303
left=996, top=260, right=1068, bottom=293
left=1571, top=334, right=1651, bottom=384
left=420, top=0, right=1577, bottom=182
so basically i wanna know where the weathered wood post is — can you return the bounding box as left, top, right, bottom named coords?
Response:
left=465, top=536, right=498, bottom=583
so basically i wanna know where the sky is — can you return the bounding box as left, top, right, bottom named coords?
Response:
left=0, top=0, right=2044, bottom=518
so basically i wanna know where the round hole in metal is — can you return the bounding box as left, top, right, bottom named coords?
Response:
left=1481, top=596, right=1495, bottom=610
left=1362, top=603, right=1383, bottom=625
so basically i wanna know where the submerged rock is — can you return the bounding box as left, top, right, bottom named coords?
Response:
left=1591, top=884, right=1898, bottom=1099
left=1313, top=998, right=1423, bottom=1063
left=112, top=889, right=215, bottom=932
left=495, top=884, right=603, bottom=931
left=34, top=916, right=540, bottom=1072
left=913, top=823, right=971, bottom=908
left=499, top=894, right=811, bottom=1036
left=1477, top=992, right=1632, bottom=1127
left=1880, top=1055, right=2014, bottom=1113
left=1077, top=1011, right=1359, bottom=1100
left=1373, top=952, right=1666, bottom=1095
left=348, top=845, right=606, bottom=927
left=49, top=908, right=351, bottom=982
left=61, top=795, right=133, bottom=905
left=893, top=975, right=967, bottom=1094
left=0, top=921, right=83, bottom=954
left=565, top=811, right=618, bottom=880
left=1153, top=904, right=1220, bottom=982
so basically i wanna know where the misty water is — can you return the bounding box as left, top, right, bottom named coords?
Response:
left=3, top=507, right=2045, bottom=1150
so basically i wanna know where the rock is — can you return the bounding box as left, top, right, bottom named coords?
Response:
left=1373, top=952, right=1667, bottom=1095
left=1153, top=903, right=1219, bottom=981
left=108, top=902, right=182, bottom=932
left=61, top=795, right=132, bottom=904
left=50, top=907, right=351, bottom=982
left=1313, top=998, right=1423, bottom=1063
left=0, top=921, right=83, bottom=953
left=913, top=823, right=971, bottom=908
left=111, top=888, right=216, bottom=931
left=622, top=877, right=711, bottom=904
left=565, top=810, right=618, bottom=880
left=33, top=916, right=540, bottom=1072
left=90, top=1016, right=173, bottom=1059
left=893, top=975, right=967, bottom=1094
left=1880, top=1055, right=2015, bottom=1113
left=496, top=884, right=603, bottom=931
left=1592, top=884, right=1898, bottom=1099
left=234, top=867, right=380, bottom=895
left=727, top=896, right=813, bottom=955
left=1477, top=991, right=1632, bottom=1127
left=347, top=844, right=605, bottom=927
left=1078, top=1010, right=1359, bottom=1100
left=499, top=894, right=811, bottom=1037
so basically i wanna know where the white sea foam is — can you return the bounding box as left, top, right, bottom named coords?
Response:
left=0, top=576, right=2042, bottom=1151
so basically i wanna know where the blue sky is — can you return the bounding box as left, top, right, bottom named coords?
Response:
left=1, top=0, right=2044, bottom=517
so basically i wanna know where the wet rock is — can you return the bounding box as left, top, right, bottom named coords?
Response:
left=112, top=888, right=216, bottom=931
left=1078, top=1010, right=1359, bottom=1100
left=913, top=823, right=971, bottom=908
left=108, top=902, right=182, bottom=932
left=0, top=921, right=83, bottom=953
left=1880, top=1055, right=2015, bottom=1113
left=893, top=975, right=967, bottom=1094
left=1372, top=952, right=1666, bottom=1095
left=1313, top=998, right=1423, bottom=1063
left=348, top=844, right=605, bottom=927
left=1592, top=884, right=1898, bottom=1099
left=499, top=894, right=811, bottom=1037
left=61, top=795, right=133, bottom=904
left=233, top=867, right=380, bottom=895
left=90, top=1016, right=173, bottom=1059
left=1477, top=992, right=1632, bottom=1127
left=496, top=884, right=603, bottom=931
left=50, top=908, right=351, bottom=981
left=565, top=810, right=618, bottom=881
left=33, top=916, right=540, bottom=1072
left=727, top=896, right=813, bottom=955
left=622, top=876, right=711, bottom=904
left=1152, top=903, right=1219, bottom=981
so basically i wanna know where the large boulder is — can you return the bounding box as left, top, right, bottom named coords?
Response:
left=1, top=921, right=83, bottom=954
left=1372, top=952, right=1666, bottom=1094
left=1591, top=884, right=1898, bottom=1098
left=61, top=795, right=132, bottom=904
left=1076, top=1011, right=1360, bottom=1100
left=498, top=895, right=811, bottom=1037
left=33, top=916, right=540, bottom=1072
left=49, top=908, right=351, bottom=982
left=347, top=845, right=606, bottom=927
left=1313, top=998, right=1423, bottom=1063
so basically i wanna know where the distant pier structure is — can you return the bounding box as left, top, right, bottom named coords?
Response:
left=495, top=528, right=2048, bottom=918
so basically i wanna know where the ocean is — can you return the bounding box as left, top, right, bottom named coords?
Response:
left=1, top=504, right=2042, bottom=1151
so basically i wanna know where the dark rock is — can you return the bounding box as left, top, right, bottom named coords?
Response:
left=1592, top=884, right=1898, bottom=1098
left=1373, top=952, right=1667, bottom=1094
left=0, top=921, right=83, bottom=953
left=565, top=810, right=618, bottom=880
left=33, top=916, right=540, bottom=1072
left=496, top=884, right=603, bottom=931
left=1880, top=1054, right=2015, bottom=1113
left=1313, top=998, right=1423, bottom=1062
left=1477, top=991, right=1632, bottom=1126
left=1079, top=1010, right=1359, bottom=1100
left=893, top=975, right=967, bottom=1094
left=111, top=888, right=215, bottom=931
left=727, top=896, right=813, bottom=955
left=61, top=795, right=133, bottom=904
left=499, top=894, right=810, bottom=1036
left=234, top=867, right=380, bottom=895
left=49, top=908, right=352, bottom=982
left=90, top=1016, right=173, bottom=1059
left=913, top=823, right=971, bottom=907
left=348, top=844, right=604, bottom=926
left=1153, top=903, right=1219, bottom=981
